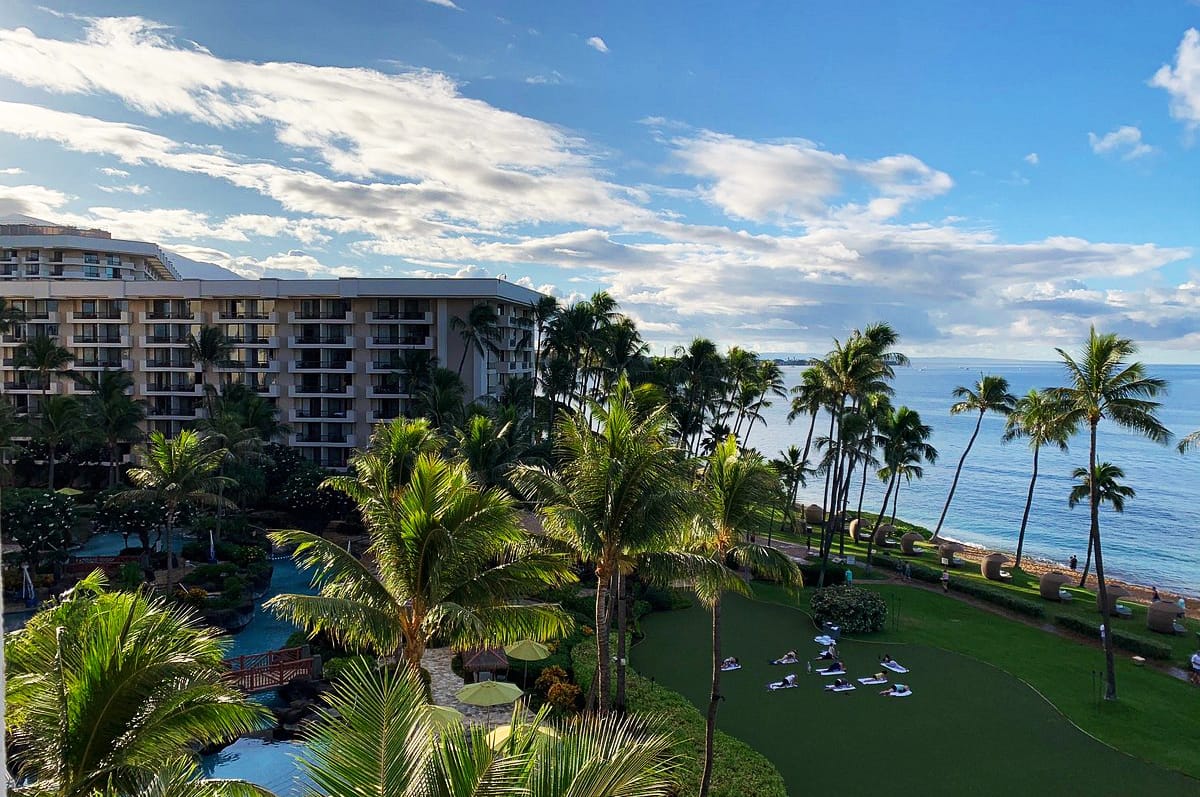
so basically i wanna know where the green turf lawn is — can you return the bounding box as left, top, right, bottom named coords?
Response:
left=634, top=589, right=1200, bottom=797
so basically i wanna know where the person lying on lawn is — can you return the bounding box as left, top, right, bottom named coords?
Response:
left=769, top=673, right=799, bottom=689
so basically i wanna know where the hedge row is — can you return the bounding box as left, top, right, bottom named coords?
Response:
left=572, top=642, right=786, bottom=797
left=875, top=555, right=1044, bottom=618
left=1052, top=615, right=1173, bottom=660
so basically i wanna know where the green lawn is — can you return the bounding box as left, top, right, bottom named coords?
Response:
left=633, top=588, right=1200, bottom=797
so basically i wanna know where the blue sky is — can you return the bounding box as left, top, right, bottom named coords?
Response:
left=1, top=1, right=1199, bottom=360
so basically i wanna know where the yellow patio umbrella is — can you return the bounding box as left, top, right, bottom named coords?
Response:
left=456, top=680, right=524, bottom=726
left=504, top=639, right=551, bottom=686
left=426, top=704, right=465, bottom=730
left=485, top=723, right=557, bottom=750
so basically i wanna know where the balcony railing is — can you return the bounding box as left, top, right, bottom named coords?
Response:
left=289, top=409, right=357, bottom=423
left=367, top=310, right=433, bottom=323
left=289, top=383, right=355, bottom=397
left=287, top=310, right=353, bottom=323
left=288, top=335, right=354, bottom=347
left=288, top=360, right=355, bottom=373
left=143, top=382, right=203, bottom=395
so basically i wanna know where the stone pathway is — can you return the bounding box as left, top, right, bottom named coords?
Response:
left=421, top=647, right=531, bottom=730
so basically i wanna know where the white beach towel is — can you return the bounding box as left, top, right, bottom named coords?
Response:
left=857, top=677, right=888, bottom=685
left=881, top=661, right=909, bottom=674
left=720, top=664, right=742, bottom=671
left=818, top=667, right=846, bottom=676
left=825, top=683, right=856, bottom=692
left=767, top=682, right=799, bottom=691
left=886, top=689, right=913, bottom=698
left=770, top=657, right=798, bottom=666
left=814, top=635, right=835, bottom=646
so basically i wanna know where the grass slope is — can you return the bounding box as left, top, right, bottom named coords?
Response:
left=634, top=589, right=1200, bottom=797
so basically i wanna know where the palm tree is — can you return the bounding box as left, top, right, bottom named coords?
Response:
left=77, top=369, right=146, bottom=487
left=4, top=571, right=268, bottom=796
left=29, top=394, right=84, bottom=490
left=686, top=436, right=802, bottom=797
left=267, top=452, right=575, bottom=668
left=121, top=430, right=233, bottom=592
left=931, top=374, right=1016, bottom=541
left=741, top=360, right=787, bottom=443
left=322, top=416, right=443, bottom=504
left=454, top=413, right=530, bottom=492
left=302, top=657, right=682, bottom=797
left=1002, top=389, right=1075, bottom=568
left=187, top=325, right=232, bottom=417
left=1177, top=429, right=1200, bottom=454
left=673, top=338, right=725, bottom=455
left=414, top=367, right=466, bottom=429
left=13, top=333, right=74, bottom=415
left=451, top=303, right=502, bottom=377
left=198, top=407, right=270, bottom=540
left=513, top=375, right=693, bottom=715
left=770, top=445, right=807, bottom=543
left=1053, top=327, right=1168, bottom=701
left=869, top=406, right=936, bottom=567
left=1068, top=462, right=1136, bottom=590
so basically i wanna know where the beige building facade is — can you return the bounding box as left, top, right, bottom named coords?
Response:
left=1, top=224, right=541, bottom=469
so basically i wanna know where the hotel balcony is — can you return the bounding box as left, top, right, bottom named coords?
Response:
left=140, top=335, right=192, bottom=347
left=366, top=310, right=434, bottom=324
left=216, top=360, right=280, bottom=373
left=223, top=380, right=280, bottom=398
left=288, top=360, right=355, bottom=374
left=138, top=311, right=195, bottom=323
left=495, top=361, right=533, bottom=373
left=367, top=409, right=406, bottom=423
left=289, top=383, right=356, bottom=398
left=287, top=310, right=354, bottom=324
left=144, top=359, right=201, bottom=372
left=146, top=404, right=205, bottom=421
left=3, top=381, right=61, bottom=395
left=364, top=335, right=434, bottom=350
left=75, top=359, right=132, bottom=372
left=227, top=335, right=279, bottom=348
left=287, top=335, right=356, bottom=349
left=68, top=334, right=130, bottom=347
left=214, top=310, right=278, bottom=323
left=292, top=433, right=357, bottom=448
left=367, top=359, right=404, bottom=374
left=289, top=409, right=357, bottom=424
left=142, top=382, right=204, bottom=396
left=66, top=311, right=129, bottom=324
left=366, top=383, right=411, bottom=399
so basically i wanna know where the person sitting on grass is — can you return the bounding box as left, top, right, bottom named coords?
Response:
left=823, top=659, right=845, bottom=673
left=881, top=683, right=911, bottom=696
left=774, top=650, right=798, bottom=664
left=815, top=647, right=837, bottom=661
left=882, top=654, right=894, bottom=664
left=721, top=656, right=740, bottom=670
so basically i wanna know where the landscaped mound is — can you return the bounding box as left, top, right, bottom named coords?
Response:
left=810, top=585, right=887, bottom=633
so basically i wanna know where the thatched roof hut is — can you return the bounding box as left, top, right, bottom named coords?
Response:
left=873, top=524, right=896, bottom=547
left=981, top=553, right=1010, bottom=581
left=463, top=647, right=510, bottom=682
left=900, top=532, right=923, bottom=556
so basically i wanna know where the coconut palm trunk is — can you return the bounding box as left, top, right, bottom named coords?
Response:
left=615, top=570, right=628, bottom=714
left=932, top=409, right=983, bottom=541
left=594, top=559, right=613, bottom=715
left=1014, top=444, right=1040, bottom=568
left=1088, top=423, right=1118, bottom=700
left=700, top=593, right=722, bottom=797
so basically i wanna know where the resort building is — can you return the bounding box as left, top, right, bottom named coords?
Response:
left=0, top=220, right=541, bottom=469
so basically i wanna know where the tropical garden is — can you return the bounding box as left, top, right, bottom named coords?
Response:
left=2, top=291, right=1198, bottom=796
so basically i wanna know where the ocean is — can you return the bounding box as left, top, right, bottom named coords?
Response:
left=745, top=359, right=1200, bottom=597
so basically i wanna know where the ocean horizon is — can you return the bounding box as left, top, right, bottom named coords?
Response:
left=746, top=358, right=1200, bottom=597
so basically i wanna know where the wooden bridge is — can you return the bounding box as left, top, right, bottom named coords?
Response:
left=224, top=646, right=318, bottom=693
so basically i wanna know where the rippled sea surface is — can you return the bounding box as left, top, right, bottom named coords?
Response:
left=746, top=359, right=1200, bottom=596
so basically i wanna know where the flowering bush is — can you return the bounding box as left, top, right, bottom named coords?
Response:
left=545, top=681, right=582, bottom=714
left=810, top=585, right=887, bottom=634
left=534, top=665, right=569, bottom=695
left=1, top=489, right=75, bottom=573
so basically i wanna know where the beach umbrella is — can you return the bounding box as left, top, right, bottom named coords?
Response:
left=504, top=639, right=551, bottom=686
left=426, top=704, right=465, bottom=730
left=208, top=529, right=217, bottom=563
left=485, top=722, right=557, bottom=751
left=456, top=680, right=524, bottom=727
left=55, top=487, right=83, bottom=496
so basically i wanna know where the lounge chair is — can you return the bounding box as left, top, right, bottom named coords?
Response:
left=1146, top=601, right=1186, bottom=635
left=1096, top=585, right=1131, bottom=616
left=938, top=542, right=965, bottom=567
left=804, top=504, right=824, bottom=526
left=900, top=532, right=923, bottom=556
left=873, top=523, right=898, bottom=548
left=1039, top=572, right=1073, bottom=602
left=981, top=553, right=1012, bottom=582
left=849, top=518, right=870, bottom=543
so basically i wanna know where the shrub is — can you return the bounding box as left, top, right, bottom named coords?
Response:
left=1053, top=615, right=1172, bottom=660
left=323, top=654, right=373, bottom=681
left=951, top=580, right=1045, bottom=618
left=534, top=665, right=569, bottom=695
left=545, top=681, right=582, bottom=714
left=1, top=488, right=75, bottom=572
left=810, top=585, right=887, bottom=633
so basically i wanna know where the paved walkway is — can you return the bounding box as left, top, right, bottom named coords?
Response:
left=421, top=647, right=531, bottom=729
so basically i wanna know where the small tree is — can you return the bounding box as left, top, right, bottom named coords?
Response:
left=0, top=488, right=75, bottom=576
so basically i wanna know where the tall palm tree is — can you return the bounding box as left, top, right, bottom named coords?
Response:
left=869, top=406, right=937, bottom=567
left=186, top=325, right=232, bottom=417
left=931, top=374, right=1016, bottom=541
left=1053, top=327, right=1168, bottom=701
left=197, top=407, right=269, bottom=540
left=453, top=413, right=530, bottom=493
left=741, top=360, right=787, bottom=443
left=267, top=452, right=575, bottom=667
left=29, top=394, right=84, bottom=490
left=1002, top=389, right=1075, bottom=568
left=4, top=570, right=268, bottom=797
left=322, top=416, right=443, bottom=505
left=413, top=367, right=466, bottom=429
left=13, top=333, right=74, bottom=415
left=1068, top=462, right=1136, bottom=589
left=301, top=657, right=682, bottom=797
left=673, top=338, right=725, bottom=455
left=78, top=369, right=146, bottom=487
left=451, top=303, right=502, bottom=377
left=121, top=430, right=233, bottom=592
left=513, top=375, right=693, bottom=715
left=770, top=445, right=807, bottom=543
left=686, top=436, right=801, bottom=797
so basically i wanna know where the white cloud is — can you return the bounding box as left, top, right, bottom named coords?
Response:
left=0, top=183, right=72, bottom=219
left=1150, top=28, right=1200, bottom=130
left=0, top=167, right=24, bottom=174
left=98, top=166, right=130, bottom=177
left=1088, top=126, right=1155, bottom=159
left=586, top=36, right=609, bottom=54
left=96, top=183, right=149, bottom=195
left=423, top=0, right=462, bottom=8
left=1024, top=152, right=1039, bottom=165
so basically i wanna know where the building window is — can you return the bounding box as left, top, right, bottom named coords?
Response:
left=83, top=253, right=100, bottom=265
left=24, top=250, right=39, bottom=262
